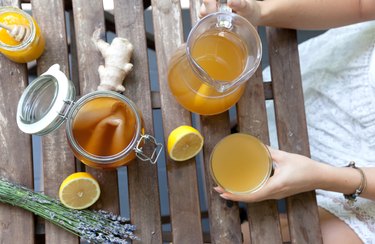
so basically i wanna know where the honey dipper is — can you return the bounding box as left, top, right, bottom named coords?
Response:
left=0, top=22, right=30, bottom=42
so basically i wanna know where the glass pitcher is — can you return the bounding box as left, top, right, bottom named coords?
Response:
left=167, top=1, right=262, bottom=115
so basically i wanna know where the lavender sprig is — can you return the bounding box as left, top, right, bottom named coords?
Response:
left=0, top=178, right=139, bottom=243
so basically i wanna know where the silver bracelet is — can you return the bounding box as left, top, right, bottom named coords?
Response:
left=344, top=161, right=367, bottom=204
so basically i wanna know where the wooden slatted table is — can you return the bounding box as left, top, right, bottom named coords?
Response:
left=0, top=0, right=322, bottom=243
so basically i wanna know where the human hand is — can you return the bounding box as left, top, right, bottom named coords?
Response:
left=199, top=0, right=262, bottom=26
left=214, top=147, right=324, bottom=202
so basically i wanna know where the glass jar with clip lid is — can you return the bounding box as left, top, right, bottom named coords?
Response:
left=16, top=64, right=163, bottom=170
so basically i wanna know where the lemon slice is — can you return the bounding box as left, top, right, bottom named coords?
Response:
left=193, top=83, right=213, bottom=109
left=59, top=172, right=101, bottom=210
left=167, top=125, right=204, bottom=161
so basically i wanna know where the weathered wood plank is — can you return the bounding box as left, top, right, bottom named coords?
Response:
left=71, top=0, right=121, bottom=215
left=189, top=1, right=242, bottom=242
left=151, top=0, right=203, bottom=242
left=31, top=0, right=78, bottom=243
left=267, top=27, right=322, bottom=244
left=113, top=0, right=163, bottom=242
left=200, top=114, right=243, bottom=243
left=67, top=10, right=80, bottom=90
left=0, top=1, right=35, bottom=242
left=71, top=0, right=103, bottom=94
left=237, top=66, right=283, bottom=243
left=189, top=0, right=200, bottom=25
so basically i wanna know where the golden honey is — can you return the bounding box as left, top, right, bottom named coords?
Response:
left=0, top=6, right=45, bottom=63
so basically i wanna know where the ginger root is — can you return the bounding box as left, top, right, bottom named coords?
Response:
left=92, top=29, right=134, bottom=92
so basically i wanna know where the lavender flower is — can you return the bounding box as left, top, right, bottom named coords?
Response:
left=0, top=178, right=139, bottom=243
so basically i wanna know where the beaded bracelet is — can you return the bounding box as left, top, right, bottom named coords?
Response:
left=344, top=161, right=367, bottom=204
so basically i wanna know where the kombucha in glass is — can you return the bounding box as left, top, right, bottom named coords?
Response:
left=210, top=133, right=272, bottom=194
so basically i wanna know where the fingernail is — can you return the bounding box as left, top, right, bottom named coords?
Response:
left=214, top=186, right=223, bottom=193
left=220, top=194, right=229, bottom=199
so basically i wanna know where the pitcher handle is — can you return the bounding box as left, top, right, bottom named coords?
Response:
left=217, top=0, right=233, bottom=28
left=218, top=0, right=232, bottom=13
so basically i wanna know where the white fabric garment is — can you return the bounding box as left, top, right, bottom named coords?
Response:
left=265, top=20, right=375, bottom=243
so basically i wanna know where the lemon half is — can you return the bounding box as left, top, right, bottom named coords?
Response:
left=167, top=125, right=204, bottom=161
left=59, top=172, right=101, bottom=210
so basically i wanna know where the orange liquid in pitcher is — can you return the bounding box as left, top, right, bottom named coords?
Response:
left=168, top=29, right=248, bottom=115
left=210, top=133, right=272, bottom=194
left=72, top=97, right=137, bottom=158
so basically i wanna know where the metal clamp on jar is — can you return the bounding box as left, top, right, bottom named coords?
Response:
left=16, top=64, right=163, bottom=170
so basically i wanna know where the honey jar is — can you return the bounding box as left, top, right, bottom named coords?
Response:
left=0, top=6, right=45, bottom=63
left=16, top=64, right=162, bottom=169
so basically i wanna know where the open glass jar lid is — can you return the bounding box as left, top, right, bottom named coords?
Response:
left=17, top=64, right=162, bottom=169
left=17, top=64, right=75, bottom=135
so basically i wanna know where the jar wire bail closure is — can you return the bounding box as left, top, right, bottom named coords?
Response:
left=135, top=134, right=163, bottom=164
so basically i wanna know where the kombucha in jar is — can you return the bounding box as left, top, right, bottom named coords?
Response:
left=209, top=133, right=273, bottom=194
left=0, top=6, right=45, bottom=63
left=67, top=94, right=143, bottom=169
left=17, top=64, right=162, bottom=170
